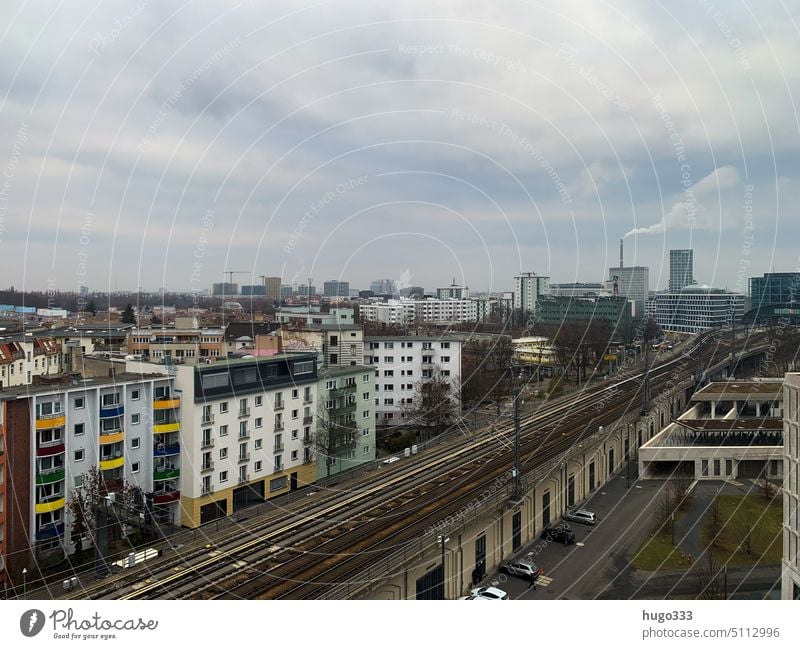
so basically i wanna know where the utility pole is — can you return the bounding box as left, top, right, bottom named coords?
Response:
left=437, top=535, right=449, bottom=600
left=642, top=338, right=651, bottom=414
left=511, top=365, right=523, bottom=501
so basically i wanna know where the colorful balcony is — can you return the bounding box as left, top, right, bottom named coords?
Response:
left=99, top=431, right=124, bottom=445
left=36, top=414, right=65, bottom=429
left=153, top=398, right=180, bottom=410
left=36, top=443, right=65, bottom=458
left=153, top=443, right=180, bottom=457
left=153, top=421, right=181, bottom=434
left=35, top=468, right=65, bottom=485
left=35, top=497, right=65, bottom=514
left=35, top=522, right=65, bottom=541
left=99, top=404, right=124, bottom=418
left=99, top=456, right=125, bottom=471
left=153, top=468, right=180, bottom=481
left=153, top=490, right=180, bottom=504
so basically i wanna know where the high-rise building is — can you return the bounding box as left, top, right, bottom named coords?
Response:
left=608, top=266, right=649, bottom=318
left=264, top=277, right=282, bottom=301
left=669, top=249, right=694, bottom=291
left=241, top=285, right=266, bottom=296
left=280, top=285, right=293, bottom=298
left=513, top=272, right=550, bottom=315
left=750, top=272, right=800, bottom=309
left=212, top=282, right=238, bottom=297
left=297, top=284, right=317, bottom=297
left=783, top=373, right=800, bottom=600
left=647, top=286, right=744, bottom=333
left=323, top=280, right=350, bottom=298
left=436, top=283, right=470, bottom=300
left=370, top=279, right=396, bottom=295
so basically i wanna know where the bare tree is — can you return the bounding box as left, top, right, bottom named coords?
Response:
left=695, top=551, right=723, bottom=600
left=669, top=475, right=694, bottom=512
left=313, top=403, right=358, bottom=478
left=653, top=486, right=677, bottom=531
left=707, top=496, right=724, bottom=549
left=734, top=506, right=762, bottom=558
left=402, top=365, right=458, bottom=439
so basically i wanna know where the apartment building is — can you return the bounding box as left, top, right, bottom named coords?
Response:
left=784, top=373, right=800, bottom=600
left=363, top=336, right=462, bottom=427
left=128, top=353, right=320, bottom=528
left=127, top=316, right=225, bottom=362
left=280, top=325, right=364, bottom=368
left=514, top=272, right=550, bottom=315
left=358, top=301, right=416, bottom=325
left=275, top=307, right=355, bottom=327
left=316, top=366, right=375, bottom=478
left=0, top=335, right=63, bottom=388
left=0, top=372, right=178, bottom=591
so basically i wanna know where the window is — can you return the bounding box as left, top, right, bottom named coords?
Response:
left=384, top=356, right=394, bottom=363
left=37, top=401, right=62, bottom=417
left=101, top=393, right=120, bottom=407
left=384, top=370, right=394, bottom=377
left=220, top=447, right=228, bottom=459
left=202, top=373, right=229, bottom=390
left=74, top=423, right=85, bottom=436
left=131, top=389, right=140, bottom=401
left=131, top=413, right=140, bottom=425
left=74, top=449, right=85, bottom=462
left=292, top=409, right=299, bottom=420
left=363, top=445, right=370, bottom=455
left=239, top=421, right=248, bottom=437
left=384, top=342, right=394, bottom=349
left=304, top=387, right=312, bottom=402
left=255, top=460, right=263, bottom=472
left=239, top=398, right=248, bottom=415
left=362, top=428, right=370, bottom=436
left=74, top=474, right=84, bottom=488
left=441, top=356, right=450, bottom=363
left=363, top=374, right=370, bottom=382
left=384, top=398, right=394, bottom=405
left=326, top=380, right=336, bottom=390
left=255, top=439, right=263, bottom=450
left=274, top=455, right=283, bottom=470
left=131, top=462, right=140, bottom=473
left=441, top=342, right=450, bottom=349
left=131, top=437, right=140, bottom=449
left=294, top=361, right=313, bottom=375
left=220, top=471, right=228, bottom=483
left=220, top=401, right=229, bottom=414
left=270, top=476, right=287, bottom=492
left=74, top=397, right=85, bottom=409
left=330, top=335, right=338, bottom=346
left=292, top=429, right=299, bottom=440
left=255, top=395, right=263, bottom=407
left=292, top=389, right=299, bottom=399
left=291, top=450, right=298, bottom=461
left=219, top=424, right=228, bottom=437
left=255, top=417, right=263, bottom=428
left=385, top=384, right=394, bottom=391
left=363, top=410, right=369, bottom=418
left=363, top=392, right=369, bottom=401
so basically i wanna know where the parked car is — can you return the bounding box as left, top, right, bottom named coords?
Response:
left=468, top=586, right=508, bottom=600
left=565, top=509, right=597, bottom=525
left=540, top=523, right=576, bottom=545
left=498, top=559, right=544, bottom=580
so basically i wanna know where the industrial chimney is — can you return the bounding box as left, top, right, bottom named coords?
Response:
left=619, top=238, right=624, bottom=269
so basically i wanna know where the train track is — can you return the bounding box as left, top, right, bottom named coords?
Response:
left=98, top=330, right=749, bottom=600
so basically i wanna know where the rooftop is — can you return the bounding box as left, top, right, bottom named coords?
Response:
left=365, top=335, right=462, bottom=342
left=0, top=371, right=169, bottom=399
left=694, top=380, right=783, bottom=399
left=677, top=418, right=783, bottom=432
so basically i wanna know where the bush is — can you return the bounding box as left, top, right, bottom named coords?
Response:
left=384, top=430, right=417, bottom=453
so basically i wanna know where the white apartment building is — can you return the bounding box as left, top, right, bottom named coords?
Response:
left=784, top=373, right=800, bottom=600
left=0, top=335, right=63, bottom=388
left=128, top=353, right=320, bottom=527
left=363, top=336, right=462, bottom=427
left=280, top=324, right=364, bottom=368
left=436, top=284, right=470, bottom=300
left=648, top=286, right=745, bottom=333
left=358, top=301, right=416, bottom=325
left=513, top=272, right=550, bottom=314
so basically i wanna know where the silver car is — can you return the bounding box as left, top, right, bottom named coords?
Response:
left=566, top=509, right=597, bottom=525
left=499, top=559, right=543, bottom=579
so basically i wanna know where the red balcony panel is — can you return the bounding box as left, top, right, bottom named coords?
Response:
left=36, top=443, right=65, bottom=457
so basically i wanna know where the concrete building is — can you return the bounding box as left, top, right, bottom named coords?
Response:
left=0, top=372, right=179, bottom=589
left=608, top=266, right=649, bottom=318
left=358, top=301, right=416, bottom=326
left=240, top=284, right=266, bottom=296
left=275, top=307, right=355, bottom=327
left=648, top=286, right=745, bottom=333
left=297, top=284, right=317, bottom=297
left=264, top=277, right=282, bottom=301
left=512, top=336, right=557, bottom=366
left=364, top=336, right=462, bottom=427
left=669, top=249, right=695, bottom=292
left=399, top=286, right=425, bottom=297
left=784, top=373, right=800, bottom=599
left=323, top=280, right=350, bottom=299
left=513, top=272, right=550, bottom=315
left=436, top=283, right=470, bottom=300
left=639, top=380, right=784, bottom=481
left=549, top=282, right=611, bottom=297
left=280, top=324, right=364, bottom=368
left=535, top=295, right=633, bottom=342
left=280, top=285, right=293, bottom=299
left=212, top=282, right=238, bottom=297
left=316, top=366, right=375, bottom=478
left=127, top=317, right=225, bottom=363
left=370, top=279, right=396, bottom=295
left=128, top=353, right=320, bottom=528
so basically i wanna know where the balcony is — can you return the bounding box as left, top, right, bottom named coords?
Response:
left=201, top=414, right=215, bottom=425
left=35, top=468, right=65, bottom=485
left=36, top=443, right=65, bottom=458
left=273, top=443, right=284, bottom=452
left=331, top=384, right=357, bottom=397
left=201, top=485, right=214, bottom=496
left=274, top=423, right=285, bottom=432
left=273, top=401, right=284, bottom=411
left=99, top=431, right=125, bottom=445
left=303, top=396, right=313, bottom=404
left=35, top=522, right=65, bottom=541
left=100, top=456, right=125, bottom=471
left=303, top=416, right=313, bottom=424
left=153, top=467, right=180, bottom=481
left=238, top=454, right=250, bottom=463
left=35, top=414, right=65, bottom=429
left=201, top=461, right=214, bottom=472
left=201, top=437, right=215, bottom=449
left=153, top=490, right=180, bottom=504
left=153, top=421, right=181, bottom=434
left=153, top=441, right=180, bottom=456
left=302, top=435, right=312, bottom=446
left=238, top=474, right=250, bottom=484
left=35, top=497, right=65, bottom=514
left=153, top=397, right=180, bottom=410
left=238, top=430, right=250, bottom=441
left=238, top=408, right=250, bottom=418
left=99, top=404, right=124, bottom=418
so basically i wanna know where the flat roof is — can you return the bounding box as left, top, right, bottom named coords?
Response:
left=324, top=365, right=371, bottom=377
left=677, top=418, right=783, bottom=432
left=694, top=381, right=783, bottom=399
left=0, top=372, right=169, bottom=399
left=364, top=335, right=462, bottom=342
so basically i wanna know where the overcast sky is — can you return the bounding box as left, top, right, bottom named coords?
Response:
left=1, top=0, right=797, bottom=295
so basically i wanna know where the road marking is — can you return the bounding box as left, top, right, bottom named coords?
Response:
left=635, top=485, right=642, bottom=489
left=536, top=576, right=553, bottom=586
left=575, top=542, right=585, bottom=547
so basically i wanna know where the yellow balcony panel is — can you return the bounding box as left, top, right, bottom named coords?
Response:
left=153, top=398, right=180, bottom=410
left=35, top=497, right=65, bottom=514
left=153, top=422, right=180, bottom=434
left=99, top=431, right=125, bottom=445
left=36, top=414, right=65, bottom=429
left=100, top=456, right=125, bottom=471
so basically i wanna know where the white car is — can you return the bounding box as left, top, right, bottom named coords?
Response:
left=381, top=456, right=400, bottom=465
left=565, top=509, right=598, bottom=525
left=468, top=586, right=508, bottom=600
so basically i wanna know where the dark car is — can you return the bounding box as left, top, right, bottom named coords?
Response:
left=540, top=523, right=576, bottom=545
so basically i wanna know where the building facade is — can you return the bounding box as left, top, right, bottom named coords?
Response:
left=750, top=272, right=800, bottom=310
left=608, top=266, right=649, bottom=318
left=648, top=286, right=745, bottom=333
left=212, top=282, right=238, bottom=297
left=535, top=295, right=633, bottom=342
left=264, top=277, right=282, bottom=301
left=669, top=249, right=694, bottom=292
left=370, top=279, right=396, bottom=295
left=436, top=284, right=470, bottom=300
left=784, top=373, right=800, bottom=600
left=364, top=336, right=462, bottom=427
left=126, top=317, right=225, bottom=363
left=513, top=272, right=550, bottom=315
left=323, top=280, right=350, bottom=298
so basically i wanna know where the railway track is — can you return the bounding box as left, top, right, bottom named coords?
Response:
left=97, top=330, right=750, bottom=600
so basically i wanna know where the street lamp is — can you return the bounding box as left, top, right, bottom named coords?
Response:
left=437, top=535, right=450, bottom=600
left=22, top=568, right=27, bottom=599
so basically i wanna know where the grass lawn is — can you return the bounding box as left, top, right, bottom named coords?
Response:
left=631, top=509, right=693, bottom=571
left=701, top=494, right=782, bottom=566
